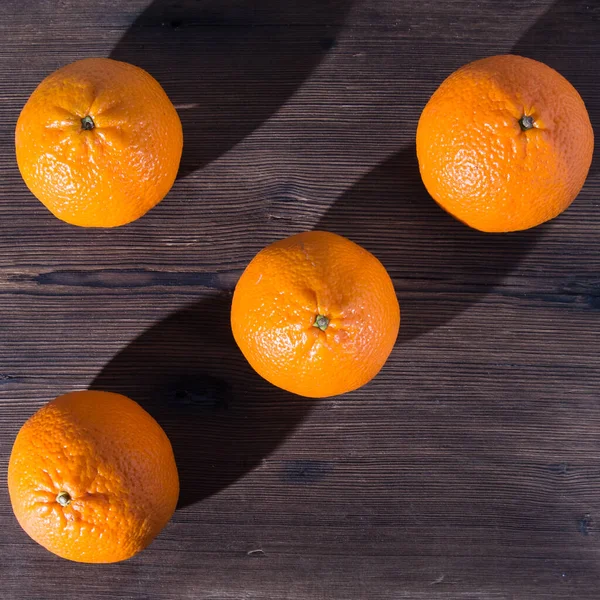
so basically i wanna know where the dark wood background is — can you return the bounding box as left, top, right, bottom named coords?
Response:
left=0, top=0, right=598, bottom=598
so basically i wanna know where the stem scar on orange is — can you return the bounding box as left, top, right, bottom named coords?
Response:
left=416, top=55, right=594, bottom=233
left=8, top=391, right=179, bottom=563
left=231, top=231, right=400, bottom=398
left=15, top=58, right=183, bottom=227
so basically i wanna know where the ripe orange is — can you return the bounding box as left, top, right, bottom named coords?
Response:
left=8, top=390, right=179, bottom=563
left=15, top=58, right=183, bottom=227
left=231, top=231, right=400, bottom=398
left=416, top=55, right=594, bottom=232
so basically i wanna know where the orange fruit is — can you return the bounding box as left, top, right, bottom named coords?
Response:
left=231, top=231, right=400, bottom=398
left=8, top=390, right=179, bottom=563
left=416, top=55, right=594, bottom=232
left=15, top=58, right=183, bottom=227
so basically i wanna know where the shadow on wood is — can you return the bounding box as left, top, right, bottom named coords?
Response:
left=315, top=146, right=543, bottom=343
left=512, top=0, right=599, bottom=176
left=110, top=0, right=353, bottom=178
left=90, top=294, right=315, bottom=509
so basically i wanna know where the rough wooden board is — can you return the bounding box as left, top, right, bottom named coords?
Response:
left=0, top=0, right=599, bottom=598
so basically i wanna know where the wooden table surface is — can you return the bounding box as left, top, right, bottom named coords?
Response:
left=0, top=1, right=598, bottom=598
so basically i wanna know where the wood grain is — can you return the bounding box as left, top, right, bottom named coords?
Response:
left=0, top=0, right=599, bottom=598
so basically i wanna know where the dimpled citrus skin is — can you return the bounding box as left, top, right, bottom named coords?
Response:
left=15, top=58, right=183, bottom=227
left=231, top=231, right=400, bottom=398
left=8, top=391, right=179, bottom=563
left=416, top=55, right=594, bottom=232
